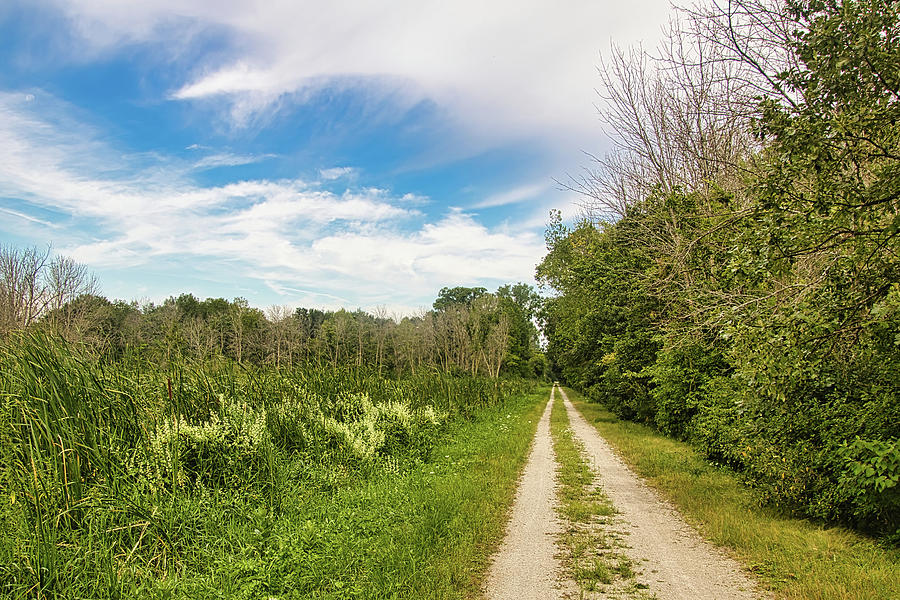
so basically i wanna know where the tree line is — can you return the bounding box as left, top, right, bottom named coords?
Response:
left=539, top=0, right=899, bottom=539
left=0, top=245, right=546, bottom=378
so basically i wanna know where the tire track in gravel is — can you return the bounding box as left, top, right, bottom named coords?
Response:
left=558, top=386, right=768, bottom=600
left=484, top=387, right=576, bottom=600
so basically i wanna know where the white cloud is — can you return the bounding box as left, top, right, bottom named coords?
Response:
left=308, top=209, right=542, bottom=295
left=472, top=181, right=552, bottom=209
left=193, top=152, right=274, bottom=169
left=398, top=193, right=428, bottom=204
left=0, top=91, right=547, bottom=308
left=318, top=166, right=356, bottom=181
left=41, top=0, right=671, bottom=149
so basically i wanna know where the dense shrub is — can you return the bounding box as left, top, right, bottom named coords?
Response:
left=838, top=437, right=900, bottom=539
left=649, top=338, right=729, bottom=440
left=145, top=397, right=273, bottom=489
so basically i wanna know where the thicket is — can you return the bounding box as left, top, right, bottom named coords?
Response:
left=0, top=331, right=533, bottom=597
left=538, top=0, right=900, bottom=540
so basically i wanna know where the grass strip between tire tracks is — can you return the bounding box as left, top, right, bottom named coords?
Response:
left=549, top=388, right=654, bottom=599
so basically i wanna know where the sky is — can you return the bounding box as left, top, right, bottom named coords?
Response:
left=0, top=0, right=671, bottom=316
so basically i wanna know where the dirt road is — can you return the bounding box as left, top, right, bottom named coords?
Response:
left=558, top=386, right=767, bottom=600
left=485, top=386, right=767, bottom=599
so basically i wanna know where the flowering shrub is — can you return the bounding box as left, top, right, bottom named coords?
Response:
left=321, top=394, right=446, bottom=462
left=146, top=396, right=272, bottom=489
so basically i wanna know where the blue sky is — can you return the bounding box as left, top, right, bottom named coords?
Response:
left=0, top=0, right=669, bottom=315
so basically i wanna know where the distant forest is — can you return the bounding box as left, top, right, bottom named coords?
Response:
left=0, top=245, right=546, bottom=378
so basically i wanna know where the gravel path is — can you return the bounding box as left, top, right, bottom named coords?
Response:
left=484, top=388, right=574, bottom=600
left=558, top=386, right=768, bottom=600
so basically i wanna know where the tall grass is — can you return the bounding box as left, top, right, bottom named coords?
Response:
left=0, top=332, right=534, bottom=598
left=1, top=333, right=147, bottom=595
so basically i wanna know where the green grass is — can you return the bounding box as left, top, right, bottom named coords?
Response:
left=567, top=388, right=900, bottom=600
left=2, top=384, right=548, bottom=599
left=548, top=389, right=650, bottom=598
left=150, top=387, right=550, bottom=599
left=0, top=333, right=548, bottom=598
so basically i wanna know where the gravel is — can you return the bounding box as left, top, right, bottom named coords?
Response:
left=559, top=386, right=769, bottom=600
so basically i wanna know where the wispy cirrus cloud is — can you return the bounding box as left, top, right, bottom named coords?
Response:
left=36, top=0, right=669, bottom=150
left=0, top=206, right=59, bottom=228
left=472, top=181, right=552, bottom=209
left=192, top=152, right=275, bottom=170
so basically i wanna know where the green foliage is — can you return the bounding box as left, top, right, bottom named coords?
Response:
left=649, top=339, right=729, bottom=440
left=838, top=437, right=900, bottom=539
left=432, top=285, right=487, bottom=311
left=537, top=216, right=662, bottom=421
left=495, top=283, right=542, bottom=377
left=538, top=0, right=900, bottom=539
